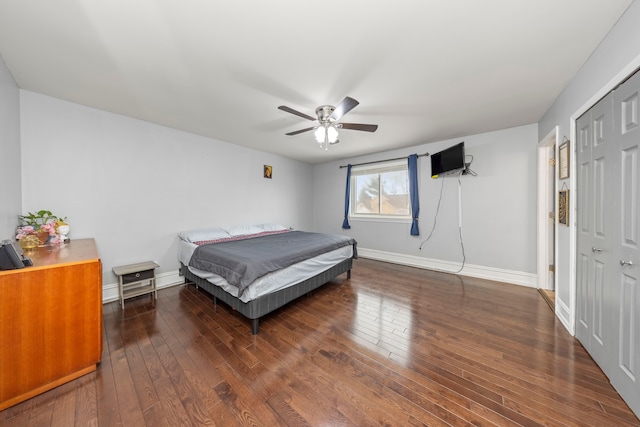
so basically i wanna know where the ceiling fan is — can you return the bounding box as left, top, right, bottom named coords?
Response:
left=278, top=96, right=378, bottom=150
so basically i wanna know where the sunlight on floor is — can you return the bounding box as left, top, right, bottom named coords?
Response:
left=352, top=289, right=413, bottom=365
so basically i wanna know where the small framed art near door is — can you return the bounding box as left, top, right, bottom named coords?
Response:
left=559, top=139, right=570, bottom=180
left=558, top=189, right=569, bottom=226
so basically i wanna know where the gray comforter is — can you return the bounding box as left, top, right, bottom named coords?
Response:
left=189, top=231, right=357, bottom=296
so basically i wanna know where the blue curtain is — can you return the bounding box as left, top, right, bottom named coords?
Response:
left=408, top=154, right=420, bottom=235
left=342, top=164, right=352, bottom=229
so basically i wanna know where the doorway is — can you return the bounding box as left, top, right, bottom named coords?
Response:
left=537, top=127, right=558, bottom=310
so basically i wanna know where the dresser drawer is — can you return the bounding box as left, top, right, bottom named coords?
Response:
left=121, top=268, right=155, bottom=284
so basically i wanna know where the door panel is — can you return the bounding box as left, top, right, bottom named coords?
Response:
left=578, top=155, right=591, bottom=236
left=589, top=93, right=614, bottom=369
left=576, top=115, right=592, bottom=342
left=593, top=259, right=606, bottom=346
left=619, top=273, right=636, bottom=380
left=621, top=146, right=638, bottom=247
left=611, top=69, right=640, bottom=414
left=576, top=92, right=614, bottom=369
left=577, top=253, right=589, bottom=329
left=594, top=157, right=606, bottom=237
left=577, top=114, right=593, bottom=344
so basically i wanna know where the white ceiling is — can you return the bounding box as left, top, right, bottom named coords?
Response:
left=0, top=1, right=633, bottom=164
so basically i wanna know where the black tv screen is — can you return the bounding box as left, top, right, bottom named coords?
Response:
left=430, top=142, right=465, bottom=178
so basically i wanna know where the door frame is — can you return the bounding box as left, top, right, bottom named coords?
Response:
left=537, top=127, right=558, bottom=293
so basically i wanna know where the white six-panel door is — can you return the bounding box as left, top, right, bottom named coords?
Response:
left=576, top=69, right=639, bottom=416
left=611, top=69, right=640, bottom=414
left=576, top=92, right=615, bottom=370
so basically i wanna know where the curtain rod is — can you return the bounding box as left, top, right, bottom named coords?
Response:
left=339, top=152, right=429, bottom=169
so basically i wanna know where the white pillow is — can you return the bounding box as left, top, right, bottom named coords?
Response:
left=224, top=224, right=263, bottom=236
left=255, top=223, right=289, bottom=232
left=178, top=227, right=231, bottom=243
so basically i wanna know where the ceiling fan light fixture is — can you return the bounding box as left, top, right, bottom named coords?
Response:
left=314, top=124, right=340, bottom=149
left=314, top=126, right=326, bottom=143
left=279, top=96, right=376, bottom=152
left=327, top=124, right=339, bottom=143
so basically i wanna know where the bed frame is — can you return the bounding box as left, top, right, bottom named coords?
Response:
left=180, top=258, right=352, bottom=334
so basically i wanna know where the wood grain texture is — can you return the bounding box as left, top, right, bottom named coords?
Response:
left=0, top=239, right=102, bottom=411
left=1, top=258, right=638, bottom=426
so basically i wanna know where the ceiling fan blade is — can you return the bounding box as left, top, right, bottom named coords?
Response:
left=278, top=105, right=316, bottom=121
left=285, top=126, right=315, bottom=136
left=340, top=123, right=378, bottom=132
left=329, top=97, right=359, bottom=121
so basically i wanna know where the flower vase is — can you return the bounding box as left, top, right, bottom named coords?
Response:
left=19, top=235, right=40, bottom=250
left=35, top=231, right=49, bottom=245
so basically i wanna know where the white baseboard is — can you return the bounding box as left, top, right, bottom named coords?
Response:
left=555, top=297, right=574, bottom=336
left=102, top=250, right=537, bottom=303
left=102, top=270, right=184, bottom=304
left=357, top=248, right=537, bottom=288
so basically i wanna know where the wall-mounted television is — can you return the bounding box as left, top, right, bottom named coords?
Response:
left=430, top=142, right=465, bottom=178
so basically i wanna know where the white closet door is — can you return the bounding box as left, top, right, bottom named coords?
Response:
left=576, top=92, right=615, bottom=369
left=576, top=103, right=592, bottom=349
left=611, top=69, right=640, bottom=415
left=576, top=101, right=593, bottom=351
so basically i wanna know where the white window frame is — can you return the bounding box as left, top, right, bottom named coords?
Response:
left=349, top=159, right=412, bottom=221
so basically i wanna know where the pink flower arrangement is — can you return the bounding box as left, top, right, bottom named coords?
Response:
left=15, top=225, right=37, bottom=239
left=16, top=223, right=62, bottom=244
left=39, top=221, right=59, bottom=236
left=16, top=210, right=66, bottom=245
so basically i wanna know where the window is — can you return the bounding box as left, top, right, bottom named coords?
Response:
left=350, top=160, right=410, bottom=219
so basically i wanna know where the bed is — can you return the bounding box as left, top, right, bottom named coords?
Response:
left=178, top=224, right=356, bottom=334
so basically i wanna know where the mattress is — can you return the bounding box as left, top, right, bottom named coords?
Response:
left=178, top=239, right=353, bottom=302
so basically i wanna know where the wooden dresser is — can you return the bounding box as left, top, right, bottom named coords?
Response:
left=0, top=238, right=102, bottom=410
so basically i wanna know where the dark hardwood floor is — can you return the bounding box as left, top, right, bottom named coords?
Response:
left=2, top=258, right=638, bottom=426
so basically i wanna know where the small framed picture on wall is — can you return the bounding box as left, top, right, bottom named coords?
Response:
left=264, top=165, right=273, bottom=179
left=558, top=189, right=569, bottom=226
left=559, top=139, right=570, bottom=180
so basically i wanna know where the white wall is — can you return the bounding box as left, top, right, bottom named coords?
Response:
left=313, top=124, right=538, bottom=285
left=0, top=55, right=21, bottom=239
left=538, top=0, right=640, bottom=333
left=19, top=91, right=315, bottom=291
